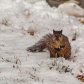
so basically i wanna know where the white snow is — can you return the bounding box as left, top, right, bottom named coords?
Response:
left=58, top=3, right=84, bottom=17
left=0, top=0, right=84, bottom=84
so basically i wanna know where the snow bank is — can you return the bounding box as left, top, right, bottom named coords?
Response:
left=58, top=3, right=84, bottom=17
left=0, top=0, right=84, bottom=84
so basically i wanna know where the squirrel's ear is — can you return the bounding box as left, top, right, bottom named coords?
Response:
left=53, top=29, right=55, bottom=34
left=60, top=30, right=62, bottom=34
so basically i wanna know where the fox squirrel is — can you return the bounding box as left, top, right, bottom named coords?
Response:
left=27, top=30, right=71, bottom=59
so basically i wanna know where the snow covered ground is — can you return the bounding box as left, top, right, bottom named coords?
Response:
left=0, top=0, right=84, bottom=84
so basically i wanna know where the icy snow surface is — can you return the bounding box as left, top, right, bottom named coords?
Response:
left=0, top=0, right=84, bottom=84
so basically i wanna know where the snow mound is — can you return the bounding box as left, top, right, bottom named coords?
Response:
left=58, top=3, right=84, bottom=17
left=0, top=0, right=84, bottom=84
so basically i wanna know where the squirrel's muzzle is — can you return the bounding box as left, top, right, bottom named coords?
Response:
left=54, top=45, right=65, bottom=51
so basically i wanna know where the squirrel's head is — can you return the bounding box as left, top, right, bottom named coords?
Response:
left=52, top=30, right=65, bottom=51
left=53, top=30, right=63, bottom=42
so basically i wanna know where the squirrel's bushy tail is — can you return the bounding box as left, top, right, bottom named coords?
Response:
left=27, top=34, right=52, bottom=52
left=27, top=40, right=46, bottom=52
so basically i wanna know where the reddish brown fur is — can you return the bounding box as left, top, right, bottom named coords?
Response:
left=27, top=30, right=71, bottom=59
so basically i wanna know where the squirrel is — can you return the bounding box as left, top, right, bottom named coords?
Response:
left=27, top=30, right=71, bottom=59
